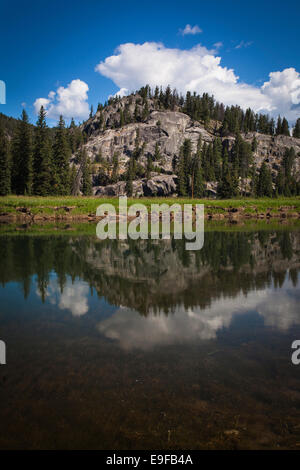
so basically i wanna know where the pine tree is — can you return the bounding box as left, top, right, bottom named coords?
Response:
left=281, top=117, right=290, bottom=136
left=293, top=118, right=300, bottom=138
left=275, top=167, right=285, bottom=195
left=177, top=154, right=187, bottom=197
left=217, top=165, right=238, bottom=199
left=69, top=164, right=78, bottom=195
left=125, top=156, right=134, bottom=196
left=154, top=142, right=161, bottom=161
left=276, top=116, right=282, bottom=135
left=0, top=126, right=11, bottom=195
left=11, top=109, right=33, bottom=195
left=192, top=139, right=204, bottom=198
left=132, top=129, right=144, bottom=160
left=145, top=154, right=153, bottom=180
left=256, top=162, right=273, bottom=197
left=204, top=143, right=215, bottom=181
left=52, top=115, right=71, bottom=194
left=81, top=150, right=93, bottom=196
left=212, top=137, right=222, bottom=181
left=119, top=109, right=125, bottom=127
left=33, top=106, right=52, bottom=195
left=182, top=139, right=193, bottom=193
left=251, top=136, right=258, bottom=152
left=69, top=118, right=81, bottom=153
left=249, top=165, right=257, bottom=196
left=142, top=100, right=149, bottom=121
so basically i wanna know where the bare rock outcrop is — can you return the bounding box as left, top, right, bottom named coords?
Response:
left=94, top=174, right=178, bottom=197
left=79, top=93, right=300, bottom=197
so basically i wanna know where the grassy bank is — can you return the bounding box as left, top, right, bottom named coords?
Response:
left=0, top=219, right=299, bottom=237
left=0, top=195, right=299, bottom=219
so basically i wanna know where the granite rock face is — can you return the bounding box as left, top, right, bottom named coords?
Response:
left=79, top=94, right=300, bottom=196
left=94, top=174, right=178, bottom=197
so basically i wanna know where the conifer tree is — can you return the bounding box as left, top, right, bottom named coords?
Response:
left=119, top=109, right=125, bottom=127
left=142, top=100, right=149, bottom=121
left=11, top=109, right=33, bottom=195
left=249, top=165, right=257, bottom=197
left=154, top=142, right=161, bottom=161
left=292, top=118, right=300, bottom=138
left=80, top=150, right=93, bottom=196
left=0, top=126, right=11, bottom=195
left=212, top=137, right=222, bottom=181
left=275, top=167, right=285, bottom=195
left=177, top=154, right=187, bottom=197
left=146, top=154, right=153, bottom=180
left=251, top=136, right=258, bottom=152
left=33, top=106, right=52, bottom=195
left=69, top=164, right=78, bottom=195
left=125, top=156, right=135, bottom=196
left=192, top=139, right=204, bottom=198
left=276, top=116, right=282, bottom=135
left=256, top=162, right=273, bottom=197
left=182, top=139, right=193, bottom=193
left=217, top=164, right=238, bottom=199
left=281, top=117, right=290, bottom=136
left=52, top=115, right=71, bottom=194
left=283, top=147, right=295, bottom=179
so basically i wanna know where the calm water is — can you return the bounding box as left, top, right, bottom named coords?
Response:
left=0, top=227, right=300, bottom=449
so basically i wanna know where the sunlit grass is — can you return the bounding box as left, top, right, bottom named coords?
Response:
left=0, top=195, right=299, bottom=216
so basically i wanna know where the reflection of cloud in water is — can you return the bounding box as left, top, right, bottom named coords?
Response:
left=97, top=281, right=300, bottom=350
left=42, top=278, right=90, bottom=317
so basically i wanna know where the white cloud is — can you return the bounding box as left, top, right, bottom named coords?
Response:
left=213, top=41, right=223, bottom=50
left=109, top=87, right=129, bottom=99
left=234, top=40, right=253, bottom=50
left=261, top=68, right=300, bottom=119
left=34, top=97, right=51, bottom=113
left=33, top=79, right=90, bottom=120
left=180, top=24, right=202, bottom=36
left=95, top=42, right=300, bottom=122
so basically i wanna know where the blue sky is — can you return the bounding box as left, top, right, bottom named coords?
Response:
left=0, top=0, right=300, bottom=125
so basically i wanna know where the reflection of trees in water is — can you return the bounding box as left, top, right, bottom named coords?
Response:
left=0, top=230, right=299, bottom=315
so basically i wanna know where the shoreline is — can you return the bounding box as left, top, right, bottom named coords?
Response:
left=0, top=196, right=299, bottom=223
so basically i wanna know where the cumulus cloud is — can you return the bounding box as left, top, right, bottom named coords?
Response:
left=180, top=24, right=202, bottom=35
left=261, top=68, right=300, bottom=118
left=33, top=79, right=90, bottom=120
left=95, top=42, right=300, bottom=122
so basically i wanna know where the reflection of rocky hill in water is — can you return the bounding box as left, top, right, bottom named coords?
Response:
left=0, top=231, right=299, bottom=315
left=73, top=232, right=300, bottom=314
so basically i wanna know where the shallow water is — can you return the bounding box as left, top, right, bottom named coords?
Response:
left=0, top=228, right=300, bottom=449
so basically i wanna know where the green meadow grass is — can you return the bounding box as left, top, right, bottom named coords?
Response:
left=0, top=195, right=299, bottom=216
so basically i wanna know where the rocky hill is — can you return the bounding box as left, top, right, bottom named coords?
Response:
left=78, top=92, right=300, bottom=197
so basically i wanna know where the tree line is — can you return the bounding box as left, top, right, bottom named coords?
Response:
left=175, top=134, right=299, bottom=198
left=0, top=107, right=93, bottom=196
left=0, top=88, right=299, bottom=198
left=100, top=85, right=300, bottom=138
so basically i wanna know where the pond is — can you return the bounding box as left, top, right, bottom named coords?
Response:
left=0, top=225, right=299, bottom=449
